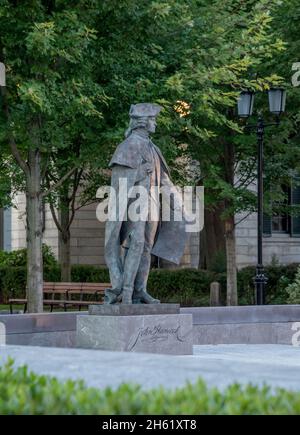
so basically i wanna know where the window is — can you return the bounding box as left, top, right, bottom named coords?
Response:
left=271, top=184, right=289, bottom=233
left=263, top=177, right=300, bottom=237
left=272, top=213, right=289, bottom=233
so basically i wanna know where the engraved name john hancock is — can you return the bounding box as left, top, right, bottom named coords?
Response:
left=127, top=324, right=185, bottom=351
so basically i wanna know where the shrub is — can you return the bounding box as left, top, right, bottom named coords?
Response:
left=0, top=261, right=298, bottom=306
left=0, top=244, right=57, bottom=267
left=147, top=268, right=223, bottom=306
left=286, top=266, right=300, bottom=304
left=71, top=265, right=110, bottom=283
left=0, top=265, right=222, bottom=306
left=237, top=263, right=299, bottom=305
left=1, top=360, right=300, bottom=415
left=0, top=266, right=60, bottom=303
left=0, top=266, right=26, bottom=303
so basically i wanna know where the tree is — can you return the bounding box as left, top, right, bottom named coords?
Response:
left=1, top=0, right=295, bottom=310
left=44, top=0, right=189, bottom=281
left=42, top=0, right=291, bottom=303
left=0, top=1, right=106, bottom=311
left=45, top=147, right=109, bottom=282
left=155, top=0, right=286, bottom=304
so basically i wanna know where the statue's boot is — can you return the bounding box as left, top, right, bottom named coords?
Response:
left=104, top=288, right=122, bottom=305
left=121, top=286, right=134, bottom=304
left=133, top=289, right=160, bottom=304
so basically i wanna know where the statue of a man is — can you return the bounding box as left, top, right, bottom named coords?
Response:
left=104, top=103, right=189, bottom=304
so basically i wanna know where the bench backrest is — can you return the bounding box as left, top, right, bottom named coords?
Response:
left=43, top=282, right=111, bottom=300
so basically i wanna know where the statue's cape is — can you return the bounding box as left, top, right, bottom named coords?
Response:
left=105, top=170, right=190, bottom=268
left=109, top=131, right=171, bottom=176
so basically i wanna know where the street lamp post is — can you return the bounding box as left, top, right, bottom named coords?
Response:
left=237, top=88, right=286, bottom=305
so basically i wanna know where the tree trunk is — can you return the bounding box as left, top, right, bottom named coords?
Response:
left=26, top=148, right=43, bottom=313
left=59, top=231, right=71, bottom=282
left=225, top=216, right=238, bottom=306
left=223, top=133, right=238, bottom=306
left=59, top=199, right=71, bottom=282
left=200, top=204, right=225, bottom=269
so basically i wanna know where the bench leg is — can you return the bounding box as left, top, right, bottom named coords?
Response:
left=64, top=303, right=67, bottom=312
left=24, top=303, right=27, bottom=314
left=10, top=303, right=13, bottom=314
left=50, top=304, right=53, bottom=313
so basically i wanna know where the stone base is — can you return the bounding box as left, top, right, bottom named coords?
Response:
left=0, top=312, right=81, bottom=348
left=182, top=305, right=300, bottom=345
left=89, top=303, right=180, bottom=316
left=76, top=313, right=193, bottom=355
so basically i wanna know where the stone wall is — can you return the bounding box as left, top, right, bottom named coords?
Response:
left=69, top=202, right=105, bottom=266
left=1, top=306, right=299, bottom=348
left=69, top=201, right=200, bottom=268
left=235, top=210, right=300, bottom=269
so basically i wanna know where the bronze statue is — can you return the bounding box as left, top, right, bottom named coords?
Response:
left=104, top=103, right=189, bottom=304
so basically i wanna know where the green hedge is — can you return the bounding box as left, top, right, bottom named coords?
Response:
left=0, top=244, right=57, bottom=267
left=237, top=263, right=299, bottom=305
left=147, top=268, right=221, bottom=306
left=0, top=265, right=219, bottom=305
left=1, top=360, right=300, bottom=415
left=286, top=266, right=300, bottom=304
left=0, top=266, right=61, bottom=303
left=0, top=263, right=298, bottom=306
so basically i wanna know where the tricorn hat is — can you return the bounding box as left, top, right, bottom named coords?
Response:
left=129, top=103, right=162, bottom=118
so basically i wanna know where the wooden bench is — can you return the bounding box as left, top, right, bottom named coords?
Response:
left=9, top=282, right=111, bottom=314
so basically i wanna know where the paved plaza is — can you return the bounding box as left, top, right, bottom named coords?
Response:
left=1, top=344, right=300, bottom=392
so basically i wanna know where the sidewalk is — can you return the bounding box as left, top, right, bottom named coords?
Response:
left=1, top=344, right=300, bottom=391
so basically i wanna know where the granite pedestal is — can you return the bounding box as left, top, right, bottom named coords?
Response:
left=76, top=304, right=193, bottom=355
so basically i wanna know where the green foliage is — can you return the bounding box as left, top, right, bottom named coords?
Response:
left=0, top=265, right=219, bottom=306
left=70, top=264, right=110, bottom=283
left=156, top=0, right=288, bottom=208
left=148, top=268, right=221, bottom=306
left=0, top=262, right=298, bottom=306
left=0, top=245, right=57, bottom=267
left=237, top=263, right=299, bottom=305
left=1, top=359, right=300, bottom=415
left=0, top=245, right=58, bottom=303
left=0, top=266, right=26, bottom=303
left=209, top=250, right=227, bottom=274
left=250, top=0, right=300, bottom=221
left=2, top=0, right=299, bottom=305
left=0, top=265, right=60, bottom=303
left=286, top=266, right=300, bottom=304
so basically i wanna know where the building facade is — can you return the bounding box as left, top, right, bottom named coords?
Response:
left=0, top=194, right=200, bottom=269
left=1, top=187, right=300, bottom=268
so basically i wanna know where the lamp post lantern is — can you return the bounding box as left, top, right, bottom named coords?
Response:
left=237, top=88, right=286, bottom=305
left=237, top=91, right=255, bottom=118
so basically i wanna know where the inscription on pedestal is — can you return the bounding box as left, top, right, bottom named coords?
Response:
left=127, top=323, right=187, bottom=351
left=76, top=313, right=193, bottom=355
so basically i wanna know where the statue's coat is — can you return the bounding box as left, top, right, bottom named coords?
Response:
left=104, top=131, right=190, bottom=291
